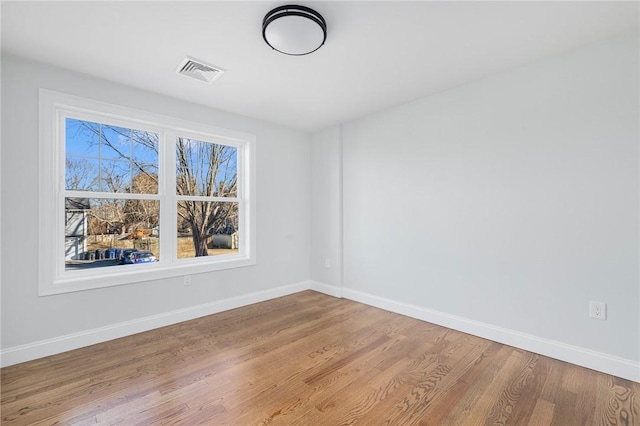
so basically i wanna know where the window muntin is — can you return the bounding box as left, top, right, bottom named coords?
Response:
left=39, top=89, right=256, bottom=295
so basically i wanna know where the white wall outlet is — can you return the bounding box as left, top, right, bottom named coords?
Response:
left=324, top=257, right=331, bottom=268
left=589, top=301, right=606, bottom=320
left=184, top=275, right=192, bottom=286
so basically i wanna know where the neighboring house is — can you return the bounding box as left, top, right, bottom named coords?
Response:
left=65, top=197, right=90, bottom=260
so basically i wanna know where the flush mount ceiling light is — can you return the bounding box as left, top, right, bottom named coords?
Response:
left=262, top=5, right=327, bottom=56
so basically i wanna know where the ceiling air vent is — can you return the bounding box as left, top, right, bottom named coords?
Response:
left=176, top=57, right=225, bottom=84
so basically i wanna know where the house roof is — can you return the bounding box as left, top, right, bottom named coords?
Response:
left=65, top=197, right=90, bottom=211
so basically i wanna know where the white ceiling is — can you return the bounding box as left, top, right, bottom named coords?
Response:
left=2, top=1, right=638, bottom=133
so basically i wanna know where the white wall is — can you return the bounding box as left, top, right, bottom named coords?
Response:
left=1, top=56, right=311, bottom=355
left=313, top=34, right=639, bottom=379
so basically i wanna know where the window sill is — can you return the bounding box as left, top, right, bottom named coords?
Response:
left=40, top=257, right=257, bottom=296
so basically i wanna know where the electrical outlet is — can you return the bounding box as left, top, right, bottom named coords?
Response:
left=589, top=301, right=606, bottom=320
left=184, top=275, right=192, bottom=286
left=324, top=257, right=331, bottom=269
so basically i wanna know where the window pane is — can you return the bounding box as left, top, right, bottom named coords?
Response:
left=176, top=138, right=237, bottom=197
left=65, top=197, right=160, bottom=270
left=66, top=118, right=100, bottom=157
left=130, top=166, right=159, bottom=195
left=65, top=118, right=159, bottom=194
left=65, top=156, right=100, bottom=191
left=101, top=125, right=132, bottom=159
left=100, top=159, right=131, bottom=192
left=132, top=131, right=159, bottom=166
left=176, top=200, right=239, bottom=259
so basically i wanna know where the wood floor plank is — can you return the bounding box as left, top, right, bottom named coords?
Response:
left=594, top=375, right=640, bottom=426
left=506, top=352, right=552, bottom=423
left=436, top=345, right=516, bottom=426
left=2, top=290, right=638, bottom=425
left=414, top=341, right=506, bottom=426
left=485, top=350, right=539, bottom=425
left=375, top=339, right=496, bottom=425
left=264, top=337, right=417, bottom=425
left=527, top=399, right=555, bottom=425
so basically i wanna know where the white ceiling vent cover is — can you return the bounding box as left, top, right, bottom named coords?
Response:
left=176, top=57, right=225, bottom=84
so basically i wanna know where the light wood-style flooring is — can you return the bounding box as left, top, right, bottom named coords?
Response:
left=2, top=290, right=638, bottom=425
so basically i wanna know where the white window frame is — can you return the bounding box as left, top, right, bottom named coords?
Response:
left=39, top=89, right=256, bottom=296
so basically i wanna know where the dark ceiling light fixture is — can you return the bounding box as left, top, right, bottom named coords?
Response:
left=262, top=5, right=327, bottom=56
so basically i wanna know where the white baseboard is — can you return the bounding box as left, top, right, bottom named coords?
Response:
left=309, top=280, right=343, bottom=298
left=1, top=280, right=310, bottom=368
left=314, top=286, right=637, bottom=383
left=4, top=280, right=638, bottom=383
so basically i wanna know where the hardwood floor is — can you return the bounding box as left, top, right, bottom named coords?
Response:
left=1, top=290, right=638, bottom=425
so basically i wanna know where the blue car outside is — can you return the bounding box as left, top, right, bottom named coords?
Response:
left=121, top=250, right=156, bottom=264
left=119, top=249, right=137, bottom=264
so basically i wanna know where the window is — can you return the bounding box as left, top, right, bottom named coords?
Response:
left=39, top=90, right=256, bottom=295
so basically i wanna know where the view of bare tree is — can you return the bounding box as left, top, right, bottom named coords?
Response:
left=176, top=137, right=238, bottom=256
